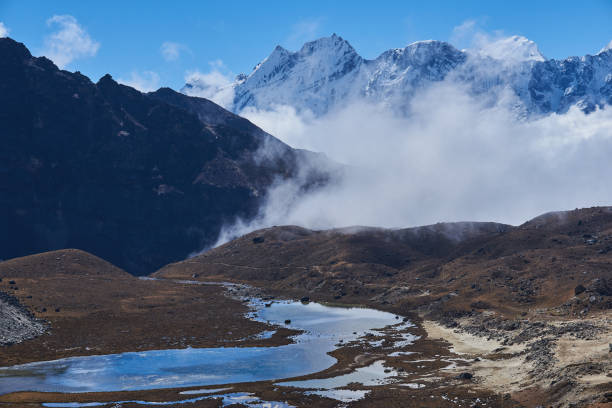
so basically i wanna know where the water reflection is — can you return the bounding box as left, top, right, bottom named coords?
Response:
left=0, top=300, right=401, bottom=394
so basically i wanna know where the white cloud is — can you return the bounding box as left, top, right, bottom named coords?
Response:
left=208, top=59, right=225, bottom=70
left=0, top=22, right=9, bottom=38
left=43, top=15, right=99, bottom=68
left=183, top=62, right=235, bottom=108
left=160, top=41, right=190, bottom=61
left=286, top=18, right=324, bottom=49
left=240, top=104, right=315, bottom=147
left=450, top=19, right=544, bottom=63
left=214, top=81, right=612, bottom=246
left=450, top=19, right=477, bottom=46
left=599, top=39, right=612, bottom=54
left=117, top=71, right=160, bottom=92
left=472, top=34, right=545, bottom=62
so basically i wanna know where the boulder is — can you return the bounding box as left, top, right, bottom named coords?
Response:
left=574, top=285, right=586, bottom=295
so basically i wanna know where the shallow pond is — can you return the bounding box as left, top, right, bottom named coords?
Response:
left=0, top=299, right=402, bottom=394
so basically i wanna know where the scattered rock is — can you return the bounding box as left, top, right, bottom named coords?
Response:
left=588, top=278, right=612, bottom=296
left=0, top=291, right=47, bottom=345
left=456, top=372, right=473, bottom=380
left=470, top=301, right=491, bottom=309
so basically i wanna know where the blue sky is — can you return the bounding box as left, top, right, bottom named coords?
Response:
left=1, top=0, right=611, bottom=90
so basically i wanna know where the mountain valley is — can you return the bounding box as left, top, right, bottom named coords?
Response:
left=0, top=207, right=609, bottom=407
left=0, top=19, right=611, bottom=408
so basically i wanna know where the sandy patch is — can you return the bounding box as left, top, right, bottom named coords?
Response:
left=422, top=320, right=524, bottom=355
left=471, top=356, right=534, bottom=392
left=555, top=334, right=610, bottom=367
left=578, top=374, right=612, bottom=385
left=422, top=320, right=533, bottom=393
left=422, top=317, right=612, bottom=406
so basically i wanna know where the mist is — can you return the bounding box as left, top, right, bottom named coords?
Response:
left=213, top=80, right=612, bottom=246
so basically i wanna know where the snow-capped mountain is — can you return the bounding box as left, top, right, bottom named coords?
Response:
left=182, top=34, right=612, bottom=116
left=472, top=35, right=545, bottom=63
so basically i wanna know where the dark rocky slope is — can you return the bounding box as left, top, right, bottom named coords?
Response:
left=0, top=38, right=326, bottom=275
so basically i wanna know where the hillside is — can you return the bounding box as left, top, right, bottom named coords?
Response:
left=0, top=37, right=328, bottom=275
left=154, top=207, right=612, bottom=407
left=0, top=209, right=609, bottom=406
left=156, top=207, right=612, bottom=317
left=0, top=249, right=280, bottom=365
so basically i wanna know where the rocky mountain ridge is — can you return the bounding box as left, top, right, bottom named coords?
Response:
left=0, top=37, right=328, bottom=275
left=183, top=34, right=612, bottom=116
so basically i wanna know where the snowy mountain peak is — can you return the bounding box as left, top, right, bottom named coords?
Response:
left=405, top=39, right=451, bottom=49
left=475, top=35, right=545, bottom=62
left=183, top=34, right=612, bottom=116
left=401, top=40, right=463, bottom=61
left=598, top=40, right=612, bottom=55
left=298, top=34, right=358, bottom=57
left=373, top=40, right=465, bottom=76
left=263, top=44, right=290, bottom=63
left=224, top=34, right=365, bottom=114
left=272, top=44, right=289, bottom=54
left=248, top=44, right=291, bottom=77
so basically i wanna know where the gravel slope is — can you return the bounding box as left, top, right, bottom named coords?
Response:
left=0, top=291, right=46, bottom=346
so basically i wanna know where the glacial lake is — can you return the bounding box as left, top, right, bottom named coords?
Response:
left=0, top=298, right=403, bottom=394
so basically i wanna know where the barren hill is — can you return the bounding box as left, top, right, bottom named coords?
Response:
left=0, top=249, right=275, bottom=365
left=156, top=207, right=612, bottom=317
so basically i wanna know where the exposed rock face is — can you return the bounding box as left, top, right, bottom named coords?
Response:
left=184, top=34, right=612, bottom=116
left=0, top=38, right=327, bottom=275
left=0, top=291, right=46, bottom=345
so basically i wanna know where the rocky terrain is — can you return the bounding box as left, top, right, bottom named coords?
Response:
left=0, top=207, right=609, bottom=407
left=184, top=34, right=612, bottom=116
left=424, top=312, right=611, bottom=407
left=0, top=290, right=46, bottom=346
left=158, top=207, right=612, bottom=317
left=0, top=37, right=330, bottom=275
left=157, top=206, right=612, bottom=407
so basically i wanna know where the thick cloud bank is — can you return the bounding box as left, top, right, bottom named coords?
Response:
left=214, top=81, right=612, bottom=246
